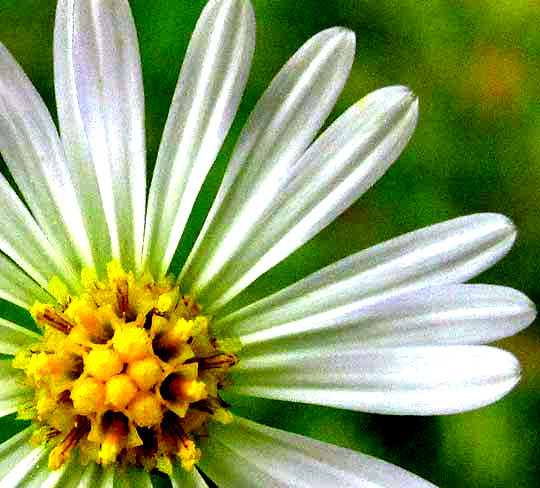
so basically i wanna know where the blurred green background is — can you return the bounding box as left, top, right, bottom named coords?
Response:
left=1, top=0, right=539, bottom=486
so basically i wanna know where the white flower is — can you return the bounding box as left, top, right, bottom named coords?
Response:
left=0, top=0, right=535, bottom=487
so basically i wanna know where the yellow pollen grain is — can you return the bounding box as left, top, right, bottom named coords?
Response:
left=126, top=357, right=162, bottom=390
left=27, top=353, right=63, bottom=380
left=178, top=439, right=200, bottom=471
left=100, top=431, right=123, bottom=465
left=105, top=374, right=138, bottom=410
left=172, top=378, right=208, bottom=402
left=68, top=299, right=103, bottom=339
left=128, top=391, right=163, bottom=427
left=71, top=377, right=105, bottom=415
left=84, top=349, right=123, bottom=382
left=162, top=318, right=194, bottom=346
left=113, top=326, right=152, bottom=363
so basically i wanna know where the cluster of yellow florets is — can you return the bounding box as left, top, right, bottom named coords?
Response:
left=13, top=262, right=238, bottom=474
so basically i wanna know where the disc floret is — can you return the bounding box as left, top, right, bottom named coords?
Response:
left=13, top=262, right=237, bottom=473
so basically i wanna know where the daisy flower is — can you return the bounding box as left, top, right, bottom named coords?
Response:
left=0, top=0, right=535, bottom=486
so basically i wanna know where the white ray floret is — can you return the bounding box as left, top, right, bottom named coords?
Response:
left=199, top=417, right=437, bottom=487
left=54, top=0, right=146, bottom=272
left=0, top=44, right=94, bottom=275
left=0, top=174, right=80, bottom=291
left=230, top=345, right=521, bottom=415
left=0, top=254, right=52, bottom=309
left=0, top=360, right=33, bottom=416
left=179, top=26, right=359, bottom=310
left=143, top=0, right=256, bottom=279
left=216, top=213, right=516, bottom=337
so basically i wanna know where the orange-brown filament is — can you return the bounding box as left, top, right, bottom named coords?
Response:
left=115, top=279, right=130, bottom=317
left=164, top=413, right=192, bottom=450
left=57, top=390, right=72, bottom=404
left=185, top=353, right=237, bottom=371
left=38, top=308, right=75, bottom=334
left=49, top=416, right=91, bottom=469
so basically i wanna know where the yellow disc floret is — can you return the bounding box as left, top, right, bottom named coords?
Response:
left=128, top=391, right=163, bottom=427
left=84, top=349, right=123, bottom=382
left=113, top=325, right=152, bottom=362
left=126, top=357, right=162, bottom=390
left=13, top=262, right=239, bottom=474
left=71, top=377, right=105, bottom=415
left=105, top=374, right=138, bottom=410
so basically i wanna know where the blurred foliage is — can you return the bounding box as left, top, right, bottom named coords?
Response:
left=0, top=0, right=539, bottom=486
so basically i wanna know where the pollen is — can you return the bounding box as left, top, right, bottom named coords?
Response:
left=13, top=261, right=238, bottom=474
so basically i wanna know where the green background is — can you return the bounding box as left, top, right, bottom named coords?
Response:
left=1, top=0, right=539, bottom=486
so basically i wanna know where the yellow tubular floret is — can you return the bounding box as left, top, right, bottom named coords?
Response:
left=12, top=261, right=238, bottom=473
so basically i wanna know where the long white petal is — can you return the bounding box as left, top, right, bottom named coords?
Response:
left=0, top=360, right=33, bottom=417
left=54, top=1, right=111, bottom=276
left=0, top=43, right=94, bottom=273
left=180, top=27, right=356, bottom=308
left=235, top=285, right=535, bottom=352
left=55, top=0, right=145, bottom=272
left=199, top=417, right=436, bottom=487
left=0, top=174, right=80, bottom=291
left=143, top=0, right=255, bottom=278
left=216, top=213, right=516, bottom=336
left=229, top=345, right=521, bottom=415
left=0, top=253, right=52, bottom=308
left=172, top=464, right=209, bottom=488
left=0, top=319, right=40, bottom=355
left=114, top=467, right=153, bottom=488
left=0, top=428, right=47, bottom=487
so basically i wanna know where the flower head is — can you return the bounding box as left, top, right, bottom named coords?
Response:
left=0, top=0, right=535, bottom=486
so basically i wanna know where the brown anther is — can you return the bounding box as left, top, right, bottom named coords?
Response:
left=42, top=426, right=61, bottom=441
left=116, top=279, right=130, bottom=317
left=184, top=353, right=237, bottom=371
left=177, top=296, right=200, bottom=318
left=163, top=412, right=192, bottom=450
left=57, top=390, right=72, bottom=404
left=49, top=416, right=91, bottom=469
left=38, top=307, right=75, bottom=334
left=190, top=395, right=230, bottom=414
left=189, top=399, right=214, bottom=414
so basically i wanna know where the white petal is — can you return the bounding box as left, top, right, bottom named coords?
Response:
left=0, top=428, right=47, bottom=487
left=199, top=416, right=436, bottom=487
left=0, top=253, right=52, bottom=308
left=180, top=27, right=356, bottom=309
left=113, top=467, right=153, bottom=488
left=0, top=174, right=80, bottom=291
left=54, top=0, right=146, bottom=272
left=0, top=43, right=94, bottom=273
left=229, top=345, right=521, bottom=415
left=38, top=452, right=96, bottom=488
left=0, top=360, right=32, bottom=417
left=0, top=319, right=40, bottom=355
left=54, top=1, right=112, bottom=276
left=143, top=0, right=255, bottom=278
left=235, top=285, right=535, bottom=352
left=216, top=213, right=517, bottom=337
left=172, top=463, right=209, bottom=488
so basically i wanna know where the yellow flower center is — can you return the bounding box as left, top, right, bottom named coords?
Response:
left=13, top=262, right=239, bottom=474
